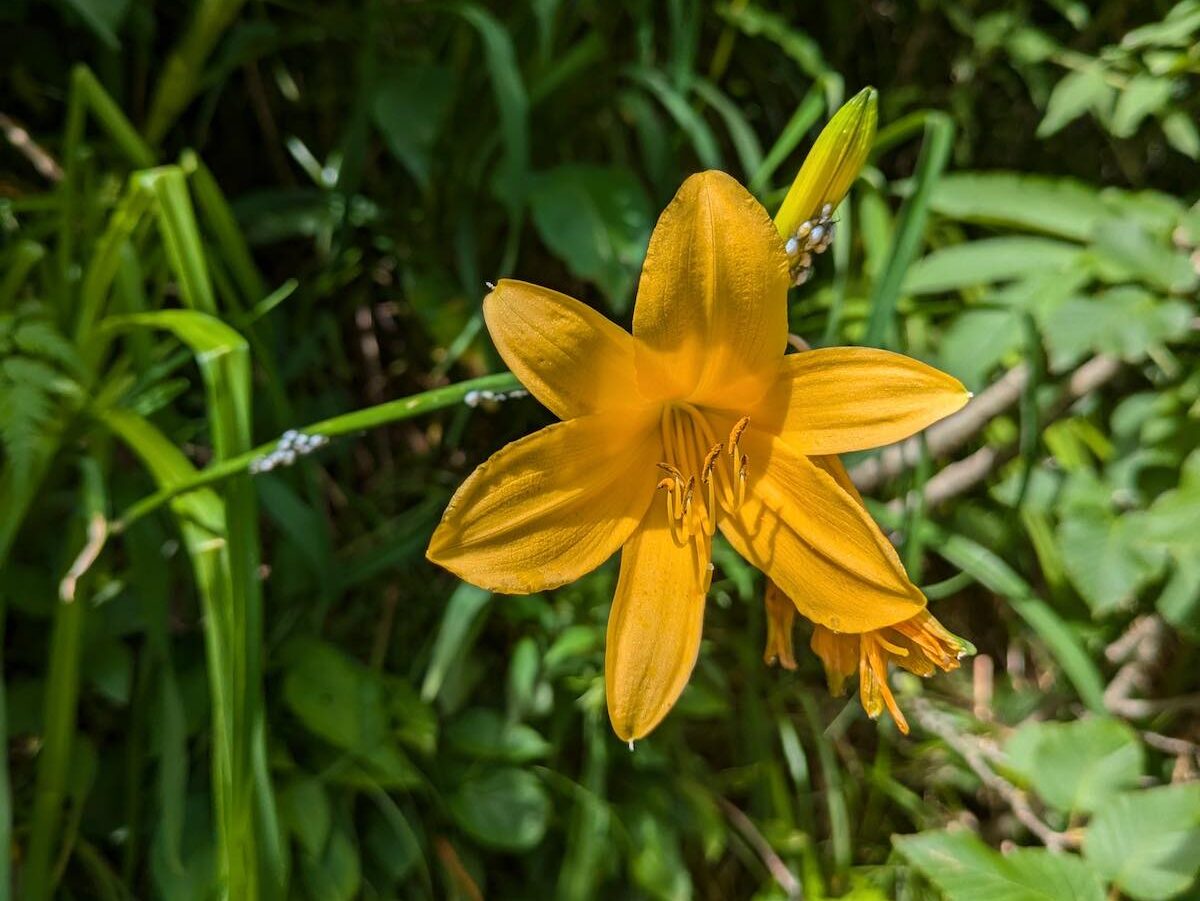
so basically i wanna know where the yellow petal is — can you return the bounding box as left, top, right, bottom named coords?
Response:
left=632, top=171, right=789, bottom=407
left=483, top=279, right=647, bottom=420
left=809, top=625, right=858, bottom=695
left=757, top=347, right=970, bottom=455
left=762, top=579, right=798, bottom=670
left=427, top=409, right=659, bottom=594
left=605, top=501, right=709, bottom=742
left=718, top=427, right=925, bottom=632
left=774, top=87, right=877, bottom=239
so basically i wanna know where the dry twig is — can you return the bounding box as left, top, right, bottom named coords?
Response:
left=909, top=697, right=1077, bottom=852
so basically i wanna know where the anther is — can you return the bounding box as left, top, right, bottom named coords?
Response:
left=701, top=444, right=723, bottom=482
left=727, top=417, right=750, bottom=456
left=657, top=462, right=685, bottom=483
left=738, top=453, right=748, bottom=508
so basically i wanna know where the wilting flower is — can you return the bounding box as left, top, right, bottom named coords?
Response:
left=428, top=95, right=971, bottom=741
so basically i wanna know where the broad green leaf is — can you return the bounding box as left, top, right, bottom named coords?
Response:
left=929, top=173, right=1109, bottom=241
left=282, top=638, right=388, bottom=753
left=905, top=237, right=1081, bottom=295
left=1091, top=219, right=1198, bottom=294
left=1123, top=3, right=1200, bottom=48
left=937, top=309, right=1022, bottom=391
left=1004, top=717, right=1143, bottom=814
left=1043, top=288, right=1192, bottom=367
left=299, top=824, right=361, bottom=901
left=279, top=778, right=331, bottom=857
left=895, top=830, right=1105, bottom=901
left=1084, top=784, right=1200, bottom=900
left=1058, top=508, right=1165, bottom=615
left=446, top=708, right=551, bottom=763
left=449, top=768, right=550, bottom=852
left=1038, top=68, right=1114, bottom=137
left=1111, top=75, right=1174, bottom=138
left=371, top=64, right=455, bottom=189
left=528, top=164, right=653, bottom=311
left=1162, top=110, right=1200, bottom=159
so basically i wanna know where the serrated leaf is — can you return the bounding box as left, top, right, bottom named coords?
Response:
left=1084, top=784, right=1200, bottom=900
left=895, top=829, right=1105, bottom=901
left=1005, top=717, right=1143, bottom=813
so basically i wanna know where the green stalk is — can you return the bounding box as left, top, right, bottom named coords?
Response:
left=144, top=0, right=250, bottom=145
left=112, top=371, right=523, bottom=531
left=24, top=460, right=107, bottom=901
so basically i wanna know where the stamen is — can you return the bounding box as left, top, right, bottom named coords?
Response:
left=727, top=416, right=750, bottom=456
left=738, top=453, right=748, bottom=508
left=680, top=476, right=696, bottom=537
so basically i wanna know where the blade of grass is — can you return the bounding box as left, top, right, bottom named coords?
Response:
left=24, top=459, right=106, bottom=901
left=749, top=85, right=824, bottom=195
left=863, top=112, right=954, bottom=348
left=692, top=78, right=764, bottom=179
left=625, top=66, right=722, bottom=168
left=144, top=0, right=250, bottom=144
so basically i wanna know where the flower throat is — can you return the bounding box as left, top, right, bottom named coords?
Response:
left=655, top=405, right=750, bottom=555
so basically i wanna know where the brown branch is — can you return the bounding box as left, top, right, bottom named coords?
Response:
left=864, top=354, right=1122, bottom=512
left=717, top=797, right=802, bottom=899
left=909, top=698, right=1078, bottom=852
left=0, top=112, right=63, bottom=182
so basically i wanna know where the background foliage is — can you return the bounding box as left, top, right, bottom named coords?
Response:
left=3, top=1, right=1200, bottom=899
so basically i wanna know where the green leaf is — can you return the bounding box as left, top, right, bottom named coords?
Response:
left=895, top=829, right=1105, bottom=901
left=938, top=309, right=1022, bottom=391
left=445, top=708, right=552, bottom=763
left=1058, top=507, right=1164, bottom=615
left=1038, top=68, right=1114, bottom=137
left=528, top=164, right=653, bottom=311
left=1004, top=717, right=1143, bottom=814
left=1091, top=219, right=1198, bottom=294
left=282, top=639, right=388, bottom=753
left=1111, top=75, right=1174, bottom=138
left=449, top=768, right=550, bottom=852
left=299, top=824, right=361, bottom=901
left=1162, top=111, right=1200, bottom=159
left=1043, top=288, right=1192, bottom=366
left=1084, top=784, right=1200, bottom=900
left=929, top=173, right=1109, bottom=241
left=371, top=64, right=455, bottom=190
left=904, top=237, right=1082, bottom=295
left=279, top=778, right=331, bottom=857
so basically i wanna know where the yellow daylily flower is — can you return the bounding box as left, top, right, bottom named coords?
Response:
left=427, top=170, right=969, bottom=742
left=775, top=86, right=877, bottom=286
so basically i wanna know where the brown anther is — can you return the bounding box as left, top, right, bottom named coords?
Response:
left=701, top=443, right=723, bottom=482
left=727, top=416, right=750, bottom=455
left=656, top=462, right=684, bottom=483
left=681, top=476, right=696, bottom=511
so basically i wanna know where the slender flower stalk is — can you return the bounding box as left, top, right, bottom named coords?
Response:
left=428, top=150, right=970, bottom=739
